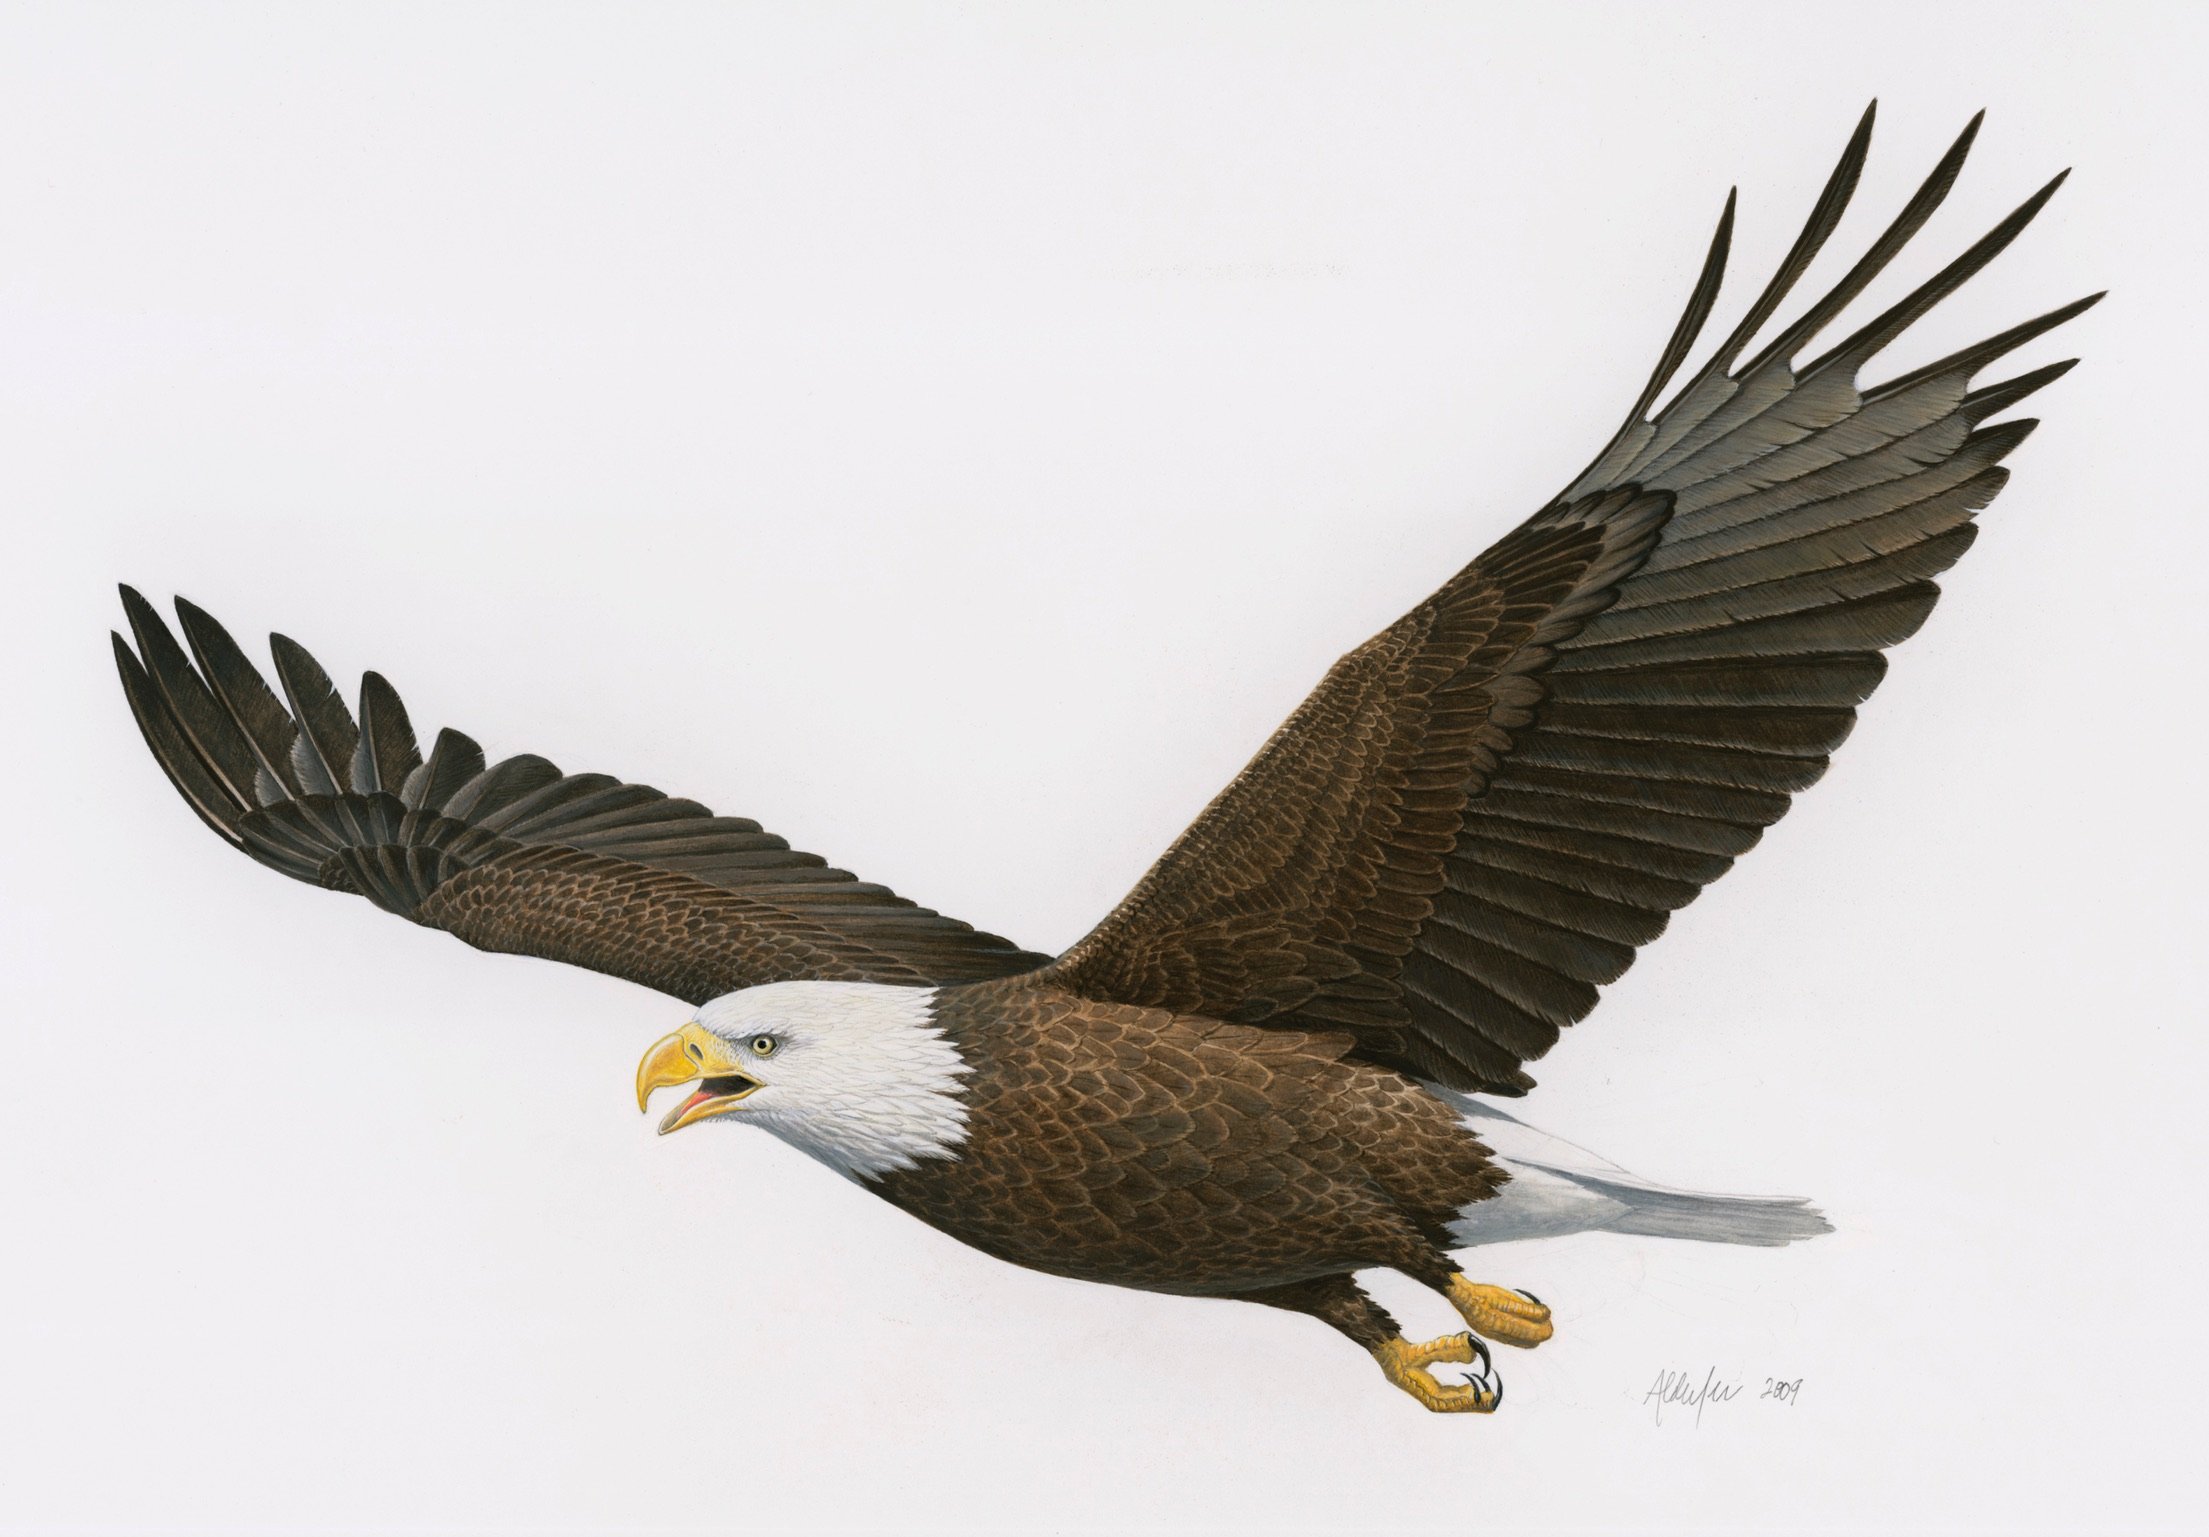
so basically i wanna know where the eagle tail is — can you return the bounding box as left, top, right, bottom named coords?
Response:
left=1563, top=1175, right=1832, bottom=1247
left=1428, top=1089, right=1833, bottom=1249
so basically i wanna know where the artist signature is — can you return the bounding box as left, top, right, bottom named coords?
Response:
left=1644, top=1367, right=1803, bottom=1425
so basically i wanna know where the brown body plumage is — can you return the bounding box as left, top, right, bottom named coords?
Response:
left=112, top=106, right=2093, bottom=1410
left=878, top=978, right=1501, bottom=1304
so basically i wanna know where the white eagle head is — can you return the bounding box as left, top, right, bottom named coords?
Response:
left=633, top=981, right=971, bottom=1181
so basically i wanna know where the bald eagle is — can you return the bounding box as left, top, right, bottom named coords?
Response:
left=114, top=106, right=2092, bottom=1413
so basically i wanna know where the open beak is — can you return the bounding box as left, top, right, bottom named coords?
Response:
left=635, top=1023, right=763, bottom=1135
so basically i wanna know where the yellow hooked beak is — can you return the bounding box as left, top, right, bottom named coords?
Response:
left=635, top=1023, right=764, bottom=1135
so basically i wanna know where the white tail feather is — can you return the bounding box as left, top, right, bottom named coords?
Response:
left=1426, top=1089, right=1832, bottom=1250
left=1563, top=1174, right=1832, bottom=1247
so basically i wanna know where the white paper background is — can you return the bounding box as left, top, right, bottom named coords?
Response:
left=3, top=3, right=2203, bottom=1532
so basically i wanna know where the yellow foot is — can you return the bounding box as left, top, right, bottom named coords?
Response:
left=1372, top=1332, right=1502, bottom=1414
left=1447, top=1277, right=1554, bottom=1348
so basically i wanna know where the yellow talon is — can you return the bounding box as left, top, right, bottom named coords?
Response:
left=1372, top=1333, right=1501, bottom=1413
left=1446, top=1277, right=1554, bottom=1348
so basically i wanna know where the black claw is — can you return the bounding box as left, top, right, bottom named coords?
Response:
left=1515, top=1289, right=1544, bottom=1306
left=1458, top=1361, right=1503, bottom=1409
left=1456, top=1337, right=1505, bottom=1409
left=1465, top=1332, right=1493, bottom=1375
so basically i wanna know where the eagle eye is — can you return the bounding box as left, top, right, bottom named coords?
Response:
left=750, top=1034, right=779, bottom=1057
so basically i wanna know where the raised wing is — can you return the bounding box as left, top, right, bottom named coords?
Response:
left=1048, top=107, right=2096, bottom=1093
left=114, top=591, right=1046, bottom=1003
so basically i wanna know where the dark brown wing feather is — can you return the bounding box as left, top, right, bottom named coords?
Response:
left=1049, top=106, right=2097, bottom=1093
left=114, top=595, right=1047, bottom=1004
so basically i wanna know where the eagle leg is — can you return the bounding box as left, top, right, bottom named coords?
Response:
left=1372, top=1332, right=1503, bottom=1414
left=1221, top=1271, right=1507, bottom=1414
left=1445, top=1276, right=1555, bottom=1349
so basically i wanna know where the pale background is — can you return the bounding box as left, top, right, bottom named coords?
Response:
left=2, top=3, right=2203, bottom=1533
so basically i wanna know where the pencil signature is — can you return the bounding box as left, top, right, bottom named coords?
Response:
left=1644, top=1367, right=1803, bottom=1425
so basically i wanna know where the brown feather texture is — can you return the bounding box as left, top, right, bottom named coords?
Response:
left=114, top=590, right=1048, bottom=1001
left=875, top=980, right=1504, bottom=1294
left=1049, top=103, right=2097, bottom=1094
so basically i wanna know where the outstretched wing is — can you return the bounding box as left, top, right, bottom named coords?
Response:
left=1048, top=106, right=2096, bottom=1094
left=114, top=591, right=1047, bottom=1004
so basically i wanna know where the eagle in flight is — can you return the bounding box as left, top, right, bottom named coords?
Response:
left=115, top=107, right=2091, bottom=1413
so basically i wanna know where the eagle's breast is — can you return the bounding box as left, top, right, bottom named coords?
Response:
left=868, top=977, right=1501, bottom=1294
